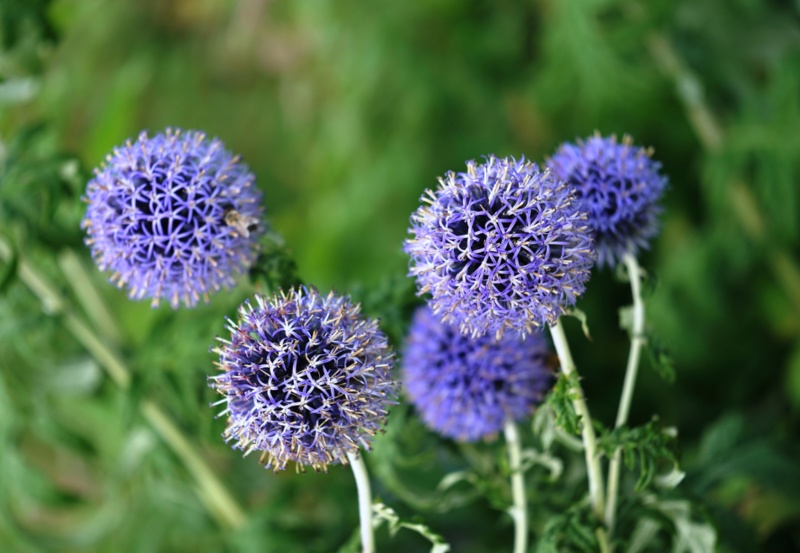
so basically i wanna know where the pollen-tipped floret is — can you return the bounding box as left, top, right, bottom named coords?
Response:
left=209, top=287, right=397, bottom=471
left=402, top=307, right=552, bottom=442
left=548, top=134, right=667, bottom=268
left=405, top=156, right=595, bottom=338
left=82, top=129, right=263, bottom=308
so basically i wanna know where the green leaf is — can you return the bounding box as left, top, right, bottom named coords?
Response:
left=645, top=331, right=676, bottom=383
left=598, top=417, right=679, bottom=491
left=0, top=244, right=18, bottom=294
left=371, top=502, right=451, bottom=553
left=640, top=498, right=716, bottom=553
left=536, top=503, right=600, bottom=553
left=544, top=372, right=582, bottom=436
left=564, top=307, right=592, bottom=341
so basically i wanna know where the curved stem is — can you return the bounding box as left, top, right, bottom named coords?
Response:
left=605, top=253, right=645, bottom=531
left=347, top=451, right=375, bottom=553
left=504, top=419, right=528, bottom=553
left=548, top=320, right=605, bottom=519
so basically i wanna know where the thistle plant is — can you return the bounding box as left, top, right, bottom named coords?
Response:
left=550, top=134, right=668, bottom=532
left=402, top=306, right=552, bottom=442
left=548, top=134, right=667, bottom=268
left=6, top=3, right=791, bottom=551
left=82, top=129, right=264, bottom=308
left=405, top=156, right=595, bottom=338
left=402, top=306, right=552, bottom=552
left=406, top=156, right=612, bottom=550
left=209, top=287, right=397, bottom=552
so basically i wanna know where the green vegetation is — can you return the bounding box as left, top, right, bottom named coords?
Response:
left=1, top=1, right=799, bottom=551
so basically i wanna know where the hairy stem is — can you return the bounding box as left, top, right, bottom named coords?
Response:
left=548, top=319, right=605, bottom=519
left=347, top=451, right=375, bottom=553
left=504, top=419, right=528, bottom=553
left=0, top=237, right=246, bottom=529
left=605, top=254, right=646, bottom=531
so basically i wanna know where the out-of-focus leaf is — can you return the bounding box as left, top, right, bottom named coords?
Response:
left=598, top=417, right=679, bottom=491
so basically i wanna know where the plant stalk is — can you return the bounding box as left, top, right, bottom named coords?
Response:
left=0, top=238, right=246, bottom=529
left=548, top=319, right=605, bottom=519
left=347, top=451, right=375, bottom=553
left=504, top=419, right=528, bottom=553
left=605, top=253, right=645, bottom=531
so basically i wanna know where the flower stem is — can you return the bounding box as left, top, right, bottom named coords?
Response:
left=0, top=237, right=246, bottom=529
left=605, top=253, right=645, bottom=531
left=347, top=451, right=375, bottom=553
left=504, top=419, right=528, bottom=553
left=548, top=319, right=605, bottom=520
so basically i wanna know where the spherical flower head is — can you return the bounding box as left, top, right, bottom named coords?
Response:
left=82, top=129, right=264, bottom=308
left=209, top=287, right=397, bottom=471
left=402, top=307, right=552, bottom=442
left=405, top=156, right=595, bottom=337
left=548, top=134, right=668, bottom=268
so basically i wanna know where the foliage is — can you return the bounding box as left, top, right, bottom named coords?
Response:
left=2, top=0, right=800, bottom=552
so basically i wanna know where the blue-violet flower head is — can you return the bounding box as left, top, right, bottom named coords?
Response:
left=209, top=287, right=397, bottom=471
left=405, top=156, right=595, bottom=338
left=402, top=307, right=552, bottom=442
left=548, top=134, right=668, bottom=268
left=82, top=129, right=264, bottom=308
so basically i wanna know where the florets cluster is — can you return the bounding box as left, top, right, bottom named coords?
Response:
left=82, top=129, right=263, bottom=308
left=405, top=156, right=595, bottom=337
left=548, top=134, right=667, bottom=268
left=209, top=287, right=397, bottom=471
left=402, top=307, right=552, bottom=442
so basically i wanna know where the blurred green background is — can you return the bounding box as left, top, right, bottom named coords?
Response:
left=1, top=0, right=800, bottom=551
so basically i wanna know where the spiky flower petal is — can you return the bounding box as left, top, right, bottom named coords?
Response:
left=210, top=287, right=397, bottom=471
left=405, top=156, right=595, bottom=337
left=548, top=134, right=667, bottom=268
left=402, top=307, right=552, bottom=442
left=82, top=129, right=263, bottom=308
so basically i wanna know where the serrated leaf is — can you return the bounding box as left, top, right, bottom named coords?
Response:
left=544, top=372, right=582, bottom=436
left=564, top=308, right=592, bottom=341
left=536, top=503, right=600, bottom=553
left=645, top=331, right=676, bottom=383
left=372, top=502, right=451, bottom=553
left=598, top=417, right=679, bottom=491
left=520, top=448, right=563, bottom=481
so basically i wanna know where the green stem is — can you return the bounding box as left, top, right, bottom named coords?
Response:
left=0, top=237, right=246, bottom=529
left=605, top=254, right=645, bottom=532
left=548, top=319, right=605, bottom=519
left=504, top=419, right=528, bottom=553
left=58, top=249, right=123, bottom=345
left=347, top=451, right=375, bottom=553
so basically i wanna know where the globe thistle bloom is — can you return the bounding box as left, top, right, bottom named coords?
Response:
left=82, top=129, right=263, bottom=308
left=548, top=134, right=668, bottom=268
left=405, top=156, right=595, bottom=338
left=402, top=307, right=552, bottom=442
left=209, top=287, right=397, bottom=471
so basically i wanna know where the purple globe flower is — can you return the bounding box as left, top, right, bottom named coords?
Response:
left=405, top=156, right=595, bottom=338
left=548, top=134, right=668, bottom=268
left=209, top=287, right=397, bottom=471
left=82, top=129, right=263, bottom=308
left=402, top=307, right=552, bottom=442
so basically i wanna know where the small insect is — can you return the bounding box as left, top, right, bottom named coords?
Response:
left=224, top=208, right=259, bottom=238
